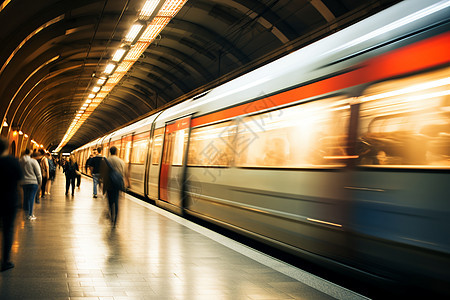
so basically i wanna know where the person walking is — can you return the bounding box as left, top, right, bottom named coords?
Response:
left=38, top=149, right=49, bottom=199
left=101, top=146, right=128, bottom=227
left=88, top=148, right=103, bottom=198
left=63, top=155, right=79, bottom=196
left=19, top=148, right=42, bottom=221
left=0, top=137, right=23, bottom=271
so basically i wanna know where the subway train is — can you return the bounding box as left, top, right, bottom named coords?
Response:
left=73, top=0, right=450, bottom=294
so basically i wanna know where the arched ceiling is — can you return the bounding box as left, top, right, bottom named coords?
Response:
left=0, top=0, right=399, bottom=152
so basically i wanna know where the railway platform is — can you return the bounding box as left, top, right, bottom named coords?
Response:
left=0, top=168, right=367, bottom=300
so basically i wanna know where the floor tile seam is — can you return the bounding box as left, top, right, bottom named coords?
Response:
left=125, top=195, right=368, bottom=300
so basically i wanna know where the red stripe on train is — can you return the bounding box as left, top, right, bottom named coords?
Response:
left=191, top=32, right=450, bottom=128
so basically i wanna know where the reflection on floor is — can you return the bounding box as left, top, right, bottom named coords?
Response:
left=0, top=168, right=360, bottom=299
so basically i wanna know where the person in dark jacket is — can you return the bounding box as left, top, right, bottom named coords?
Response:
left=0, top=137, right=23, bottom=271
left=63, top=155, right=79, bottom=196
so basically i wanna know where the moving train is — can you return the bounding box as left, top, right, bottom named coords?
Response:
left=73, top=0, right=450, bottom=293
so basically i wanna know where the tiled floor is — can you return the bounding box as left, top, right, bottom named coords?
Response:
left=0, top=169, right=366, bottom=300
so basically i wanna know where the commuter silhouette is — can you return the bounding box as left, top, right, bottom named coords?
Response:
left=0, top=138, right=23, bottom=271
left=63, top=155, right=79, bottom=196
left=20, top=148, right=42, bottom=221
left=101, top=146, right=128, bottom=227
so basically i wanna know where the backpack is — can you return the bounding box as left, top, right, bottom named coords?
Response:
left=104, top=159, right=124, bottom=191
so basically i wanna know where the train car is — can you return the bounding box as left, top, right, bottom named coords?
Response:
left=73, top=0, right=450, bottom=293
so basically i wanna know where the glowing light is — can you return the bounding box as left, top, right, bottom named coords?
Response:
left=19, top=130, right=23, bottom=135
left=112, top=48, right=127, bottom=62
left=124, top=42, right=149, bottom=61
left=97, top=77, right=106, bottom=85
left=158, top=0, right=187, bottom=17
left=92, top=86, right=100, bottom=93
left=24, top=134, right=28, bottom=138
left=139, top=0, right=160, bottom=20
left=124, top=23, right=144, bottom=43
left=140, top=17, right=171, bottom=42
left=88, top=93, right=95, bottom=98
left=104, top=63, right=116, bottom=74
left=85, top=99, right=92, bottom=104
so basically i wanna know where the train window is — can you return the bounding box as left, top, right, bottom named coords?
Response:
left=171, top=129, right=188, bottom=166
left=188, top=121, right=237, bottom=167
left=235, top=96, right=350, bottom=168
left=130, top=132, right=150, bottom=164
left=151, top=128, right=164, bottom=165
left=122, top=136, right=132, bottom=163
left=357, top=67, right=450, bottom=167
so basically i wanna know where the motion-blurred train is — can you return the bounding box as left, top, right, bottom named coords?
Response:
left=74, top=0, right=450, bottom=293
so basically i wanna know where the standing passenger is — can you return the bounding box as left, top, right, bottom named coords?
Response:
left=19, top=148, right=42, bottom=220
left=0, top=137, right=23, bottom=271
left=63, top=156, right=79, bottom=196
left=38, top=149, right=49, bottom=199
left=45, top=152, right=55, bottom=194
left=88, top=148, right=103, bottom=198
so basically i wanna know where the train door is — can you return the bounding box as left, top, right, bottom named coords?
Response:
left=147, top=127, right=165, bottom=200
left=159, top=116, right=190, bottom=209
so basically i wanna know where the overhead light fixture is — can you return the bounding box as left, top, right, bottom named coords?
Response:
left=112, top=48, right=127, bottom=62
left=2, top=120, right=7, bottom=127
left=92, top=86, right=100, bottom=93
left=97, top=77, right=106, bottom=85
left=104, top=63, right=116, bottom=75
left=124, top=23, right=145, bottom=44
left=19, top=130, right=23, bottom=135
left=88, top=93, right=96, bottom=99
left=139, top=0, right=160, bottom=20
left=55, top=0, right=189, bottom=153
left=24, top=134, right=28, bottom=138
left=85, top=99, right=92, bottom=104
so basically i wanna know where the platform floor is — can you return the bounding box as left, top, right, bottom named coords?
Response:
left=0, top=168, right=367, bottom=300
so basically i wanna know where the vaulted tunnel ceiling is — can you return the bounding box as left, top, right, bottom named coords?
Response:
left=0, top=0, right=399, bottom=152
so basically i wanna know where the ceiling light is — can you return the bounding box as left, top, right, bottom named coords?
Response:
left=88, top=93, right=95, bottom=98
left=24, top=134, right=28, bottom=138
left=158, top=0, right=187, bottom=17
left=19, top=130, right=23, bottom=135
left=124, top=23, right=144, bottom=44
left=97, top=77, right=106, bottom=85
left=85, top=99, right=92, bottom=104
left=112, top=48, right=127, bottom=62
left=92, top=86, right=100, bottom=93
left=139, top=0, right=160, bottom=20
left=104, top=63, right=116, bottom=74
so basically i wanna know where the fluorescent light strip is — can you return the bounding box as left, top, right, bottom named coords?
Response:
left=158, top=0, right=186, bottom=17
left=139, top=0, right=160, bottom=20
left=124, top=42, right=150, bottom=61
left=112, top=48, right=127, bottom=62
left=56, top=0, right=189, bottom=152
left=125, top=24, right=144, bottom=43
left=104, top=63, right=116, bottom=74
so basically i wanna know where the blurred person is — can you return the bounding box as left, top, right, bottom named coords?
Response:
left=19, top=148, right=42, bottom=221
left=63, top=155, right=79, bottom=196
left=88, top=148, right=103, bottom=198
left=47, top=153, right=56, bottom=181
left=45, top=153, right=55, bottom=194
left=31, top=151, right=41, bottom=204
left=0, top=137, right=23, bottom=271
left=38, top=149, right=49, bottom=198
left=101, top=146, right=128, bottom=227
left=85, top=154, right=93, bottom=174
